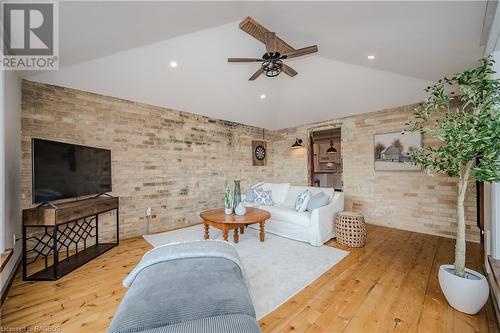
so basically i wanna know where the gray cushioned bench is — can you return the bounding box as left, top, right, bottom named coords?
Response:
left=108, top=240, right=262, bottom=333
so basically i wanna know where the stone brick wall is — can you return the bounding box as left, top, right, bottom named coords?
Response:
left=21, top=80, right=479, bottom=242
left=21, top=80, right=277, bottom=239
left=273, top=105, right=479, bottom=242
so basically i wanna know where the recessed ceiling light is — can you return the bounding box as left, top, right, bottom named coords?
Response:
left=170, top=61, right=178, bottom=68
left=367, top=55, right=376, bottom=60
left=260, top=94, right=266, bottom=99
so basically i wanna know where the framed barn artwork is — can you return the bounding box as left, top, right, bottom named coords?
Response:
left=374, top=131, right=422, bottom=171
left=252, top=140, right=267, bottom=166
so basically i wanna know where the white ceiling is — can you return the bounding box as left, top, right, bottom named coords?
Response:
left=25, top=1, right=490, bottom=130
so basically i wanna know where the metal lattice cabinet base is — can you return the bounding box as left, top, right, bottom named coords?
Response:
left=22, top=197, right=119, bottom=281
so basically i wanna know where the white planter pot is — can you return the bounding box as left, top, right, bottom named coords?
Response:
left=224, top=208, right=233, bottom=215
left=438, top=264, right=489, bottom=314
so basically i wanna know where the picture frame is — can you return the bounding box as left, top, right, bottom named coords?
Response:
left=373, top=131, right=422, bottom=171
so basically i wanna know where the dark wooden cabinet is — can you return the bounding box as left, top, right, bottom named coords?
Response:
left=22, top=197, right=119, bottom=281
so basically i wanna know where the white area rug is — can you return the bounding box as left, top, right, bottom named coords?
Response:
left=143, top=225, right=349, bottom=319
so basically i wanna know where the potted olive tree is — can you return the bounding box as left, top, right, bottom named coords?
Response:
left=408, top=57, right=500, bottom=314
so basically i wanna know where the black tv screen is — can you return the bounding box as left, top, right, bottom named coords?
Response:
left=32, top=139, right=112, bottom=203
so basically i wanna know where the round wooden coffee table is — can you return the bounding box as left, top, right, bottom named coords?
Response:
left=200, top=207, right=271, bottom=243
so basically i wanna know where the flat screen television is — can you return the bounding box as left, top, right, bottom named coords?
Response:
left=32, top=139, right=112, bottom=203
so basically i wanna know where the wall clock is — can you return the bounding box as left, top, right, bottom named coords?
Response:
left=252, top=140, right=267, bottom=166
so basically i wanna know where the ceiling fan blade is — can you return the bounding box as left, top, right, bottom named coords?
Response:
left=281, top=64, right=298, bottom=77
left=228, top=58, right=263, bottom=62
left=264, top=32, right=277, bottom=52
left=249, top=67, right=264, bottom=81
left=239, top=16, right=295, bottom=54
left=282, top=45, right=318, bottom=59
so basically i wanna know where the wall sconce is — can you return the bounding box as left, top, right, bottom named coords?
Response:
left=291, top=138, right=303, bottom=149
left=326, top=140, right=337, bottom=153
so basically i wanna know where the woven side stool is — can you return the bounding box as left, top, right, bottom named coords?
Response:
left=335, top=211, right=367, bottom=247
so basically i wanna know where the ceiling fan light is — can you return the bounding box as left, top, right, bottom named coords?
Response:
left=229, top=18, right=318, bottom=81
left=262, top=60, right=282, bottom=78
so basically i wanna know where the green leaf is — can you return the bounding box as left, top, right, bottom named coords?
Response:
left=409, top=56, right=500, bottom=183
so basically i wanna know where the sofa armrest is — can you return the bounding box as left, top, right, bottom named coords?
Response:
left=309, top=192, right=345, bottom=246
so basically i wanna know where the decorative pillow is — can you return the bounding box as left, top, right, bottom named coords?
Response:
left=254, top=188, right=273, bottom=206
left=244, top=188, right=256, bottom=203
left=306, top=192, right=330, bottom=212
left=295, top=190, right=311, bottom=212
left=261, top=183, right=290, bottom=204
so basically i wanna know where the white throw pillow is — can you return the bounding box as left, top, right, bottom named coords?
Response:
left=254, top=188, right=274, bottom=206
left=295, top=190, right=311, bottom=212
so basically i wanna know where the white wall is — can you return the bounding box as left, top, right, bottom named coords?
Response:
left=1, top=71, right=22, bottom=296
left=493, top=183, right=500, bottom=258
left=27, top=21, right=432, bottom=130
left=4, top=71, right=21, bottom=251
left=0, top=71, right=4, bottom=253
left=490, top=50, right=500, bottom=260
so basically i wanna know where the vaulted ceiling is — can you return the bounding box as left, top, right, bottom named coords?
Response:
left=24, top=1, right=490, bottom=130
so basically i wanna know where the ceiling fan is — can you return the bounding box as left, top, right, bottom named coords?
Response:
left=228, top=17, right=319, bottom=81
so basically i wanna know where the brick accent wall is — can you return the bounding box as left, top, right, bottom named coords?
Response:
left=21, top=80, right=479, bottom=242
left=21, top=80, right=277, bottom=239
left=273, top=105, right=479, bottom=242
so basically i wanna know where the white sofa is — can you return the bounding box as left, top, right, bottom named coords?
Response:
left=245, top=183, right=344, bottom=246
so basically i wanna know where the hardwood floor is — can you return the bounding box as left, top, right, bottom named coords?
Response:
left=1, top=224, right=498, bottom=332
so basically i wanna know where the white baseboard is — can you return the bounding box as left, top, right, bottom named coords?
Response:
left=1, top=241, right=22, bottom=303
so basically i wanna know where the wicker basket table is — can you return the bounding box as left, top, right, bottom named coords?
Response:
left=335, top=211, right=366, bottom=247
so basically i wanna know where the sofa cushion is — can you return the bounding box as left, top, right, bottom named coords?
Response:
left=284, top=186, right=305, bottom=207
left=261, top=183, right=290, bottom=204
left=251, top=182, right=264, bottom=189
left=295, top=190, right=311, bottom=212
left=254, top=188, right=273, bottom=206
left=244, top=188, right=256, bottom=203
left=284, top=186, right=334, bottom=207
left=306, top=192, right=330, bottom=212
left=264, top=204, right=311, bottom=227
left=309, top=187, right=334, bottom=199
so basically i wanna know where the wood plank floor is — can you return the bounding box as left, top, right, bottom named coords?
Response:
left=1, top=224, right=498, bottom=332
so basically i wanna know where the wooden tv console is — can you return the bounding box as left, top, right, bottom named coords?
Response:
left=22, top=196, right=119, bottom=281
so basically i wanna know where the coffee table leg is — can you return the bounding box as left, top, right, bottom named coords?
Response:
left=223, top=225, right=229, bottom=241
left=240, top=226, right=244, bottom=234
left=259, top=222, right=265, bottom=242
left=204, top=222, right=209, bottom=240
left=233, top=228, right=239, bottom=243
